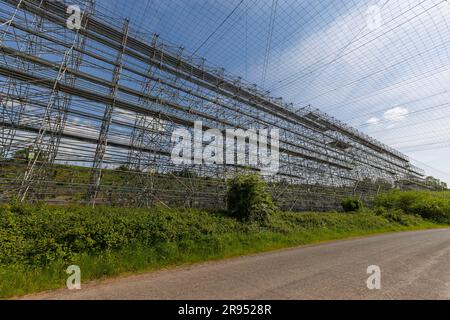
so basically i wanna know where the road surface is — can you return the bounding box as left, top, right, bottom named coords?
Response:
left=22, top=229, right=450, bottom=300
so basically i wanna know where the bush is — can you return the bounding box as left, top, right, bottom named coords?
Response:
left=2, top=201, right=429, bottom=270
left=226, top=174, right=277, bottom=222
left=0, top=203, right=244, bottom=267
left=0, top=202, right=438, bottom=298
left=341, top=197, right=364, bottom=212
left=375, top=190, right=450, bottom=223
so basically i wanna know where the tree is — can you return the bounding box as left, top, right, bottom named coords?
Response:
left=425, top=176, right=447, bottom=190
left=13, top=147, right=48, bottom=162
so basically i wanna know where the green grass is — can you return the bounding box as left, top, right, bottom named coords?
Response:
left=0, top=202, right=446, bottom=299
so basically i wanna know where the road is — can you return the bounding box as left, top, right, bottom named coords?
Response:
left=23, top=229, right=450, bottom=300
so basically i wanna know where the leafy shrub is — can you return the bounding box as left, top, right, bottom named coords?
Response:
left=0, top=199, right=436, bottom=275
left=375, top=190, right=450, bottom=223
left=226, top=174, right=277, bottom=222
left=0, top=205, right=27, bottom=265
left=0, top=203, right=244, bottom=267
left=341, top=197, right=364, bottom=212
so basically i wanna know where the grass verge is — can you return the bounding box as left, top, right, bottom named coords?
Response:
left=0, top=203, right=446, bottom=298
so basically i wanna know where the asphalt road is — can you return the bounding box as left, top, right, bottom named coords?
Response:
left=23, top=229, right=450, bottom=300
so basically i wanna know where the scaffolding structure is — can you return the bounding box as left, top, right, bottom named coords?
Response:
left=0, top=0, right=426, bottom=211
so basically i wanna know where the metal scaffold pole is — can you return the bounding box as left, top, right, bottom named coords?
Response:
left=87, top=18, right=129, bottom=206
left=15, top=0, right=95, bottom=202
left=0, top=0, right=429, bottom=210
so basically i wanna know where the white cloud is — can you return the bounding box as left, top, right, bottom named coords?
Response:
left=383, top=106, right=409, bottom=122
left=366, top=117, right=379, bottom=125
left=364, top=107, right=409, bottom=127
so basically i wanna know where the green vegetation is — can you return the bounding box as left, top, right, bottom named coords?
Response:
left=375, top=189, right=450, bottom=223
left=341, top=197, right=364, bottom=212
left=12, top=147, right=48, bottom=162
left=227, top=174, right=276, bottom=222
left=0, top=171, right=449, bottom=298
left=424, top=176, right=447, bottom=190
left=0, top=200, right=445, bottom=298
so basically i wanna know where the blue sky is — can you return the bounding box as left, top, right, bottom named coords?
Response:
left=4, top=0, right=450, bottom=184
left=93, top=0, right=450, bottom=183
